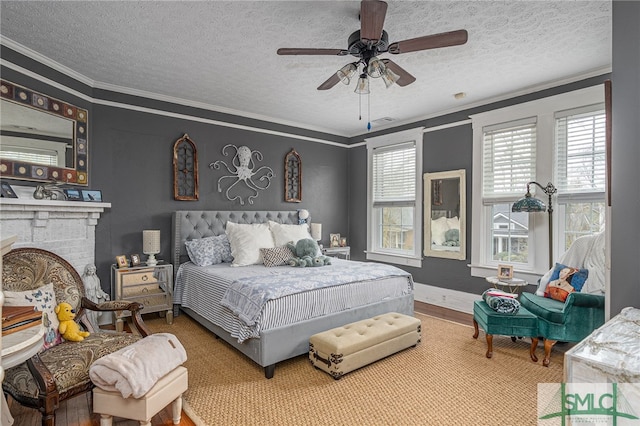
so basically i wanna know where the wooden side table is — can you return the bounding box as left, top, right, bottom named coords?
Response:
left=485, top=276, right=528, bottom=296
left=322, top=246, right=351, bottom=260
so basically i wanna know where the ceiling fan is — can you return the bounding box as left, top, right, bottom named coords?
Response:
left=277, top=0, right=468, bottom=92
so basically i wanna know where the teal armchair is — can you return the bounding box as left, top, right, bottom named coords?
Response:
left=520, top=291, right=605, bottom=366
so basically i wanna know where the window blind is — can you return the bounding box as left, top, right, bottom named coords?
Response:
left=372, top=141, right=416, bottom=206
left=555, top=108, right=605, bottom=193
left=482, top=118, right=537, bottom=198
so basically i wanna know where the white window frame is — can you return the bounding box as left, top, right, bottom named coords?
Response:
left=366, top=127, right=423, bottom=267
left=470, top=86, right=604, bottom=283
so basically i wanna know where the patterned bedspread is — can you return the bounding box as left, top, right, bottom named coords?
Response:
left=221, top=261, right=412, bottom=326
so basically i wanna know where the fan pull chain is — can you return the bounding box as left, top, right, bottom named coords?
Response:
left=358, top=93, right=362, bottom=121
left=367, top=92, right=371, bottom=131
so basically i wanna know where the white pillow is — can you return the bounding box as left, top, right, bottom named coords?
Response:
left=446, top=216, right=460, bottom=231
left=225, top=222, right=275, bottom=266
left=431, top=216, right=449, bottom=246
left=268, top=220, right=312, bottom=247
left=4, top=282, right=63, bottom=350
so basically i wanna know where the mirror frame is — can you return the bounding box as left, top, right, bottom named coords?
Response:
left=0, top=79, right=89, bottom=185
left=423, top=169, right=466, bottom=260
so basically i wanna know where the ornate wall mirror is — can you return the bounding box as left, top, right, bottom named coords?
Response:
left=284, top=148, right=302, bottom=202
left=173, top=133, right=199, bottom=200
left=0, top=80, right=89, bottom=185
left=423, top=169, right=466, bottom=260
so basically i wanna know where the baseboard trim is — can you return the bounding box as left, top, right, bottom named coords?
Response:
left=413, top=282, right=480, bottom=315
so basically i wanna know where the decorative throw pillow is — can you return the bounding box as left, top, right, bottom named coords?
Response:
left=225, top=221, right=275, bottom=266
left=3, top=282, right=63, bottom=350
left=446, top=216, right=460, bottom=231
left=185, top=235, right=234, bottom=266
left=260, top=246, right=294, bottom=267
left=185, top=236, right=220, bottom=266
left=268, top=221, right=313, bottom=247
left=544, top=263, right=589, bottom=302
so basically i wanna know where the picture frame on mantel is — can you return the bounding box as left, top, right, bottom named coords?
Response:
left=0, top=181, right=18, bottom=198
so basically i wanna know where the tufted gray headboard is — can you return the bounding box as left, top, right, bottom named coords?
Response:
left=171, top=210, right=300, bottom=273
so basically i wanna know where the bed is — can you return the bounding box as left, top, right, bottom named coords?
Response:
left=171, top=210, right=414, bottom=378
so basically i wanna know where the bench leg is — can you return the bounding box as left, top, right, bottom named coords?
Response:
left=100, top=414, right=113, bottom=426
left=139, top=420, right=151, bottom=426
left=530, top=337, right=539, bottom=362
left=472, top=318, right=479, bottom=339
left=172, top=394, right=183, bottom=425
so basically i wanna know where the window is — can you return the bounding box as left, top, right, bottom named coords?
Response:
left=555, top=105, right=606, bottom=252
left=482, top=118, right=537, bottom=267
left=366, top=128, right=423, bottom=267
left=470, top=86, right=605, bottom=281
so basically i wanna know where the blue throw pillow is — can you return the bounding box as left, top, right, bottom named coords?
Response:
left=185, top=235, right=233, bottom=266
left=548, top=262, right=589, bottom=292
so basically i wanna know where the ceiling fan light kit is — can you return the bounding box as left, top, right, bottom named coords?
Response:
left=277, top=0, right=468, bottom=128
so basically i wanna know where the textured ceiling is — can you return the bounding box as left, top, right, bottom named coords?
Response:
left=0, top=1, right=611, bottom=137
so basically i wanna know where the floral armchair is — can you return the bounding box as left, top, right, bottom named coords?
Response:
left=2, top=248, right=151, bottom=426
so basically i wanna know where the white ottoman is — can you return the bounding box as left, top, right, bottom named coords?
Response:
left=93, top=366, right=188, bottom=426
left=309, top=312, right=421, bottom=379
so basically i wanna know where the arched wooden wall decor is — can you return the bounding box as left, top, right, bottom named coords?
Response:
left=173, top=134, right=199, bottom=200
left=284, top=148, right=302, bottom=203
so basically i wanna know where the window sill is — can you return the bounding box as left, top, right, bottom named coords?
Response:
left=366, top=251, right=422, bottom=268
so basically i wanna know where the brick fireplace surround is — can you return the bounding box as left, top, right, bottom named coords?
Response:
left=0, top=186, right=110, bottom=276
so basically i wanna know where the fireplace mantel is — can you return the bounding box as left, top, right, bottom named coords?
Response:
left=0, top=198, right=111, bottom=275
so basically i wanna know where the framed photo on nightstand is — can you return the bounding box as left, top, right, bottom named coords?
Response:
left=497, top=264, right=514, bottom=280
left=115, top=255, right=128, bottom=268
left=130, top=254, right=141, bottom=266
left=330, top=233, right=340, bottom=248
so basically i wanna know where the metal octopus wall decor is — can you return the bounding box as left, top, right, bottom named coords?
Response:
left=209, top=144, right=275, bottom=205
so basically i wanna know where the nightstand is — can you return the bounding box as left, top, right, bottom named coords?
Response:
left=322, top=246, right=351, bottom=260
left=111, top=263, right=173, bottom=331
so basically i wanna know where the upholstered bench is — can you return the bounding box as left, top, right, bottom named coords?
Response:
left=309, top=312, right=421, bottom=379
left=92, top=366, right=188, bottom=426
left=472, top=300, right=539, bottom=361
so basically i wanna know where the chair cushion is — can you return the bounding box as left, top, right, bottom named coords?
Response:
left=2, top=332, right=141, bottom=401
left=520, top=292, right=565, bottom=324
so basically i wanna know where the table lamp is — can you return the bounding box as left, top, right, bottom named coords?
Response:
left=143, top=230, right=161, bottom=266
left=311, top=223, right=322, bottom=247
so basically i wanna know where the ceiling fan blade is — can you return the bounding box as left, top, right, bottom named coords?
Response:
left=277, top=48, right=348, bottom=56
left=360, top=0, right=388, bottom=44
left=317, top=73, right=341, bottom=90
left=388, top=29, right=468, bottom=54
left=381, top=59, right=416, bottom=87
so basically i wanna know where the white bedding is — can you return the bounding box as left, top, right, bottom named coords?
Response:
left=174, top=259, right=413, bottom=343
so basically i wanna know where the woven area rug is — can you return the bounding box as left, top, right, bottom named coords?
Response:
left=146, top=312, right=563, bottom=426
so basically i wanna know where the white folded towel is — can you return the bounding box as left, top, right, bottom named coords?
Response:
left=89, top=333, right=187, bottom=398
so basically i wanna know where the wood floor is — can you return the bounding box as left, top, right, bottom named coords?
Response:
left=6, top=302, right=466, bottom=426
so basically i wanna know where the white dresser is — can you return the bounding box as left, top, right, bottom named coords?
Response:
left=564, top=307, right=640, bottom=407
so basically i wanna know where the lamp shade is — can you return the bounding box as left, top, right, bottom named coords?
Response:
left=143, top=230, right=161, bottom=266
left=367, top=57, right=386, bottom=78
left=310, top=223, right=322, bottom=241
left=512, top=193, right=547, bottom=213
left=354, top=74, right=370, bottom=94
left=337, top=63, right=357, bottom=85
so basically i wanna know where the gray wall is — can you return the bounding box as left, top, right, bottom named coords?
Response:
left=91, top=104, right=350, bottom=285
left=610, top=0, right=640, bottom=314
